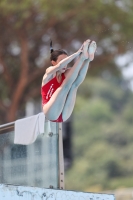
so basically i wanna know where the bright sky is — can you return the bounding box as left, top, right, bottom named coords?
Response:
left=115, top=52, right=133, bottom=90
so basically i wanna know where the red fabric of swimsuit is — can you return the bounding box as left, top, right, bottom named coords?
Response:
left=41, top=73, right=65, bottom=122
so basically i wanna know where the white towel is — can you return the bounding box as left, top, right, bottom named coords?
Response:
left=14, top=112, right=45, bottom=145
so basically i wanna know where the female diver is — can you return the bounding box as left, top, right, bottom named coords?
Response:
left=41, top=39, right=97, bottom=122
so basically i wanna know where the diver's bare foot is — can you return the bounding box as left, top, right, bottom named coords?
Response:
left=82, top=39, right=91, bottom=59
left=88, top=41, right=97, bottom=61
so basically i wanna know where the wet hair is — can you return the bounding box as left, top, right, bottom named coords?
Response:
left=50, top=40, right=68, bottom=62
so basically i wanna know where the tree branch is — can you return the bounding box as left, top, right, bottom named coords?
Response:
left=0, top=53, right=14, bottom=90
left=7, top=34, right=29, bottom=122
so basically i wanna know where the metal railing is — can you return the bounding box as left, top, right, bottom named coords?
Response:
left=0, top=118, right=64, bottom=190
left=0, top=122, right=14, bottom=131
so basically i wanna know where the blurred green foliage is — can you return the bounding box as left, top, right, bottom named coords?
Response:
left=66, top=77, right=133, bottom=191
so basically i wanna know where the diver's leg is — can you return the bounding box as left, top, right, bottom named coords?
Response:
left=62, top=59, right=90, bottom=121
left=62, top=41, right=97, bottom=120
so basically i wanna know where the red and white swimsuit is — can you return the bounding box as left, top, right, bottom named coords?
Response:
left=41, top=73, right=65, bottom=122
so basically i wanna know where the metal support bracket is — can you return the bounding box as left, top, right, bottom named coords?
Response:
left=58, top=123, right=65, bottom=190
